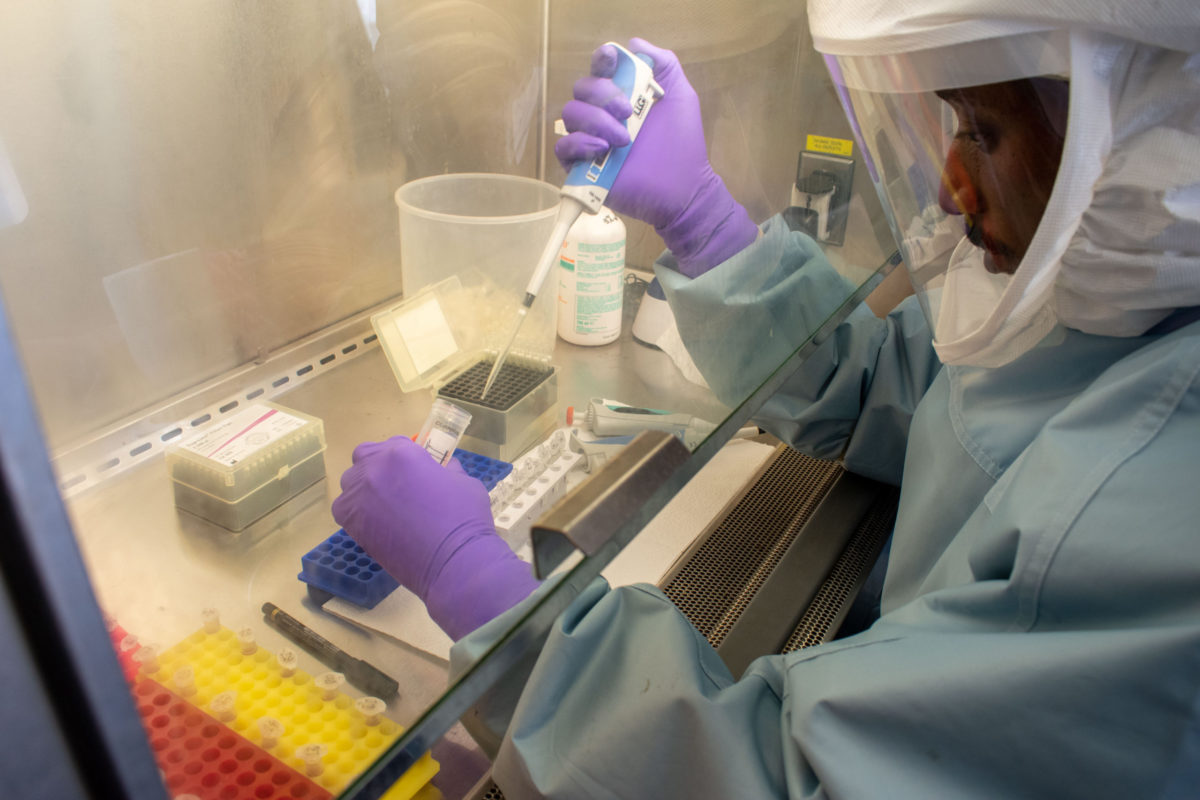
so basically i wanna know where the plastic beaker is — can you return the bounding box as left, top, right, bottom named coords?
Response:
left=395, top=173, right=561, bottom=359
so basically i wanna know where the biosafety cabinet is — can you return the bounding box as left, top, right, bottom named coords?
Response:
left=0, top=2, right=900, bottom=798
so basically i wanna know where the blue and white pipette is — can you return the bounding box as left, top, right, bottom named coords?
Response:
left=480, top=43, right=664, bottom=399
left=584, top=397, right=717, bottom=448
left=571, top=398, right=759, bottom=467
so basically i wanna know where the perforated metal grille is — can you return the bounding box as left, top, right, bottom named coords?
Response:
left=471, top=781, right=506, bottom=800
left=440, top=358, right=553, bottom=411
left=468, top=449, right=857, bottom=800
left=660, top=447, right=841, bottom=648
left=782, top=485, right=899, bottom=652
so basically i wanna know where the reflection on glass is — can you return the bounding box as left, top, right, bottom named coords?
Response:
left=0, top=0, right=897, bottom=797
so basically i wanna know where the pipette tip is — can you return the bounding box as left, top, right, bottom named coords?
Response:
left=480, top=363, right=501, bottom=400
left=482, top=305, right=529, bottom=400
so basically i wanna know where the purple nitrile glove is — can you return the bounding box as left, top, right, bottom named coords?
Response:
left=331, top=436, right=539, bottom=640
left=556, top=37, right=759, bottom=278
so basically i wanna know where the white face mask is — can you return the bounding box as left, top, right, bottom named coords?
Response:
left=814, top=1, right=1200, bottom=367
left=932, top=238, right=1058, bottom=367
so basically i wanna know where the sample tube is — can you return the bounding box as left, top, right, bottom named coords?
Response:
left=297, top=743, right=328, bottom=777
left=415, top=399, right=472, bottom=466
left=201, top=608, right=221, bottom=635
left=133, top=645, right=160, bottom=674
left=257, top=717, right=284, bottom=749
left=354, top=697, right=386, bottom=726
left=174, top=666, right=197, bottom=697
left=237, top=627, right=257, bottom=656
left=314, top=671, right=345, bottom=701
left=210, top=691, right=237, bottom=723
left=276, top=647, right=299, bottom=677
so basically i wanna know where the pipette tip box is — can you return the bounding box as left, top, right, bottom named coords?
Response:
left=166, top=401, right=327, bottom=532
left=370, top=277, right=558, bottom=462
left=436, top=358, right=557, bottom=462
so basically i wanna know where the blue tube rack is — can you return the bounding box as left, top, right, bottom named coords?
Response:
left=450, top=448, right=512, bottom=491
left=299, top=529, right=398, bottom=609
left=299, top=449, right=512, bottom=608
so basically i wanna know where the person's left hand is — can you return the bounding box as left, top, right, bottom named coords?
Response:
left=331, top=436, right=539, bottom=639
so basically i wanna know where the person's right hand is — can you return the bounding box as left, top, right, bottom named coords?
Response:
left=556, top=38, right=759, bottom=278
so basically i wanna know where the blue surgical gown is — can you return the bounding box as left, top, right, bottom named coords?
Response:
left=452, top=217, right=1200, bottom=798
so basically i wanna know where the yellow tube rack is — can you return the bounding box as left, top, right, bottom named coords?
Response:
left=143, top=623, right=440, bottom=800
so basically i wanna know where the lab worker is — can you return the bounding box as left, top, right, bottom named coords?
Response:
left=333, top=0, right=1200, bottom=796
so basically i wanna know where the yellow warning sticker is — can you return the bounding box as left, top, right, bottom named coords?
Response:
left=805, top=135, right=854, bottom=157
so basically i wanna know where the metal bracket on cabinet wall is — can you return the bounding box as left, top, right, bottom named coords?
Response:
left=531, top=430, right=690, bottom=579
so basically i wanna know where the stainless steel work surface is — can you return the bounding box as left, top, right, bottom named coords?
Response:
left=62, top=282, right=736, bottom=796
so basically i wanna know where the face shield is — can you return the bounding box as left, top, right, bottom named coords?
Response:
left=827, top=31, right=1085, bottom=367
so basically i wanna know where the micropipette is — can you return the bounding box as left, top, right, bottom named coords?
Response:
left=583, top=397, right=717, bottom=448
left=480, top=42, right=664, bottom=399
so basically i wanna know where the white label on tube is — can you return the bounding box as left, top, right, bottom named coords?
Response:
left=422, top=428, right=459, bottom=466
left=180, top=405, right=307, bottom=466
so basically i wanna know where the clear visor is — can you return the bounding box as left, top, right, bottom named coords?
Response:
left=826, top=34, right=1071, bottom=334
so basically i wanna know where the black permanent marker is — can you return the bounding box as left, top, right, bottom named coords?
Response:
left=261, top=602, right=399, bottom=699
